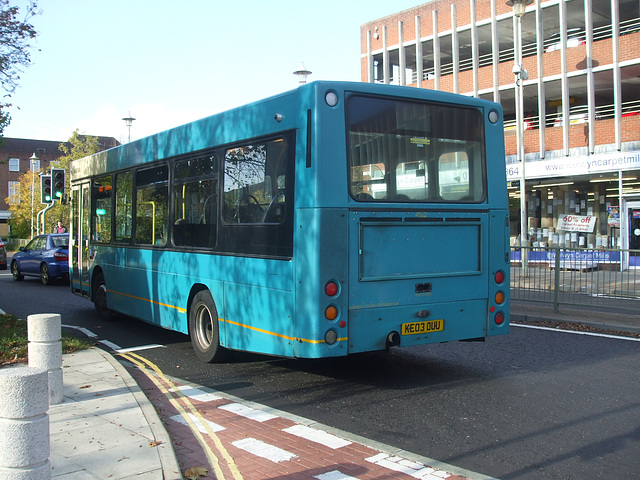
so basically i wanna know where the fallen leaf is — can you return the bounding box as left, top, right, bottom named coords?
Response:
left=184, top=466, right=208, bottom=479
left=149, top=440, right=163, bottom=447
left=79, top=385, right=91, bottom=389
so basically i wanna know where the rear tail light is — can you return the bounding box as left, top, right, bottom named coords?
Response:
left=494, top=270, right=505, bottom=284
left=494, top=311, right=505, bottom=325
left=325, top=281, right=339, bottom=297
left=54, top=252, right=68, bottom=262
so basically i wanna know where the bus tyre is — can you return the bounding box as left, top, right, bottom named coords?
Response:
left=93, top=272, right=112, bottom=321
left=189, top=290, right=227, bottom=363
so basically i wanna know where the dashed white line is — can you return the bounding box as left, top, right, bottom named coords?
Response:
left=314, top=470, right=359, bottom=480
left=170, top=413, right=225, bottom=433
left=174, top=385, right=222, bottom=403
left=231, top=438, right=296, bottom=462
left=116, top=344, right=165, bottom=353
left=283, top=424, right=352, bottom=449
left=219, top=402, right=278, bottom=422
left=366, top=453, right=452, bottom=479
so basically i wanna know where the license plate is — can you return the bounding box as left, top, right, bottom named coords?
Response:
left=401, top=319, right=444, bottom=335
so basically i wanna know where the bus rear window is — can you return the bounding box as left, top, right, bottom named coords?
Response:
left=346, top=95, right=486, bottom=203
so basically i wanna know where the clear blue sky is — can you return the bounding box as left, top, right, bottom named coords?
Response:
left=4, top=0, right=421, bottom=143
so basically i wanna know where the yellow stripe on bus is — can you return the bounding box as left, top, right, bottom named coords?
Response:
left=109, top=289, right=188, bottom=313
left=221, top=318, right=348, bottom=345
left=81, top=284, right=347, bottom=345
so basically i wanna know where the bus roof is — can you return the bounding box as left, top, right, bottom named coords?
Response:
left=70, top=81, right=501, bottom=181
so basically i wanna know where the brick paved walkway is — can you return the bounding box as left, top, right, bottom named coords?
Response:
left=125, top=358, right=473, bottom=480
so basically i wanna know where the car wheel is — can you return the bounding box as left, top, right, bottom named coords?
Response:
left=93, top=272, right=112, bottom=320
left=11, top=261, right=23, bottom=281
left=40, top=263, right=51, bottom=285
left=189, top=290, right=228, bottom=363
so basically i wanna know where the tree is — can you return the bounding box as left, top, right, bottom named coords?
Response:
left=0, top=0, right=39, bottom=138
left=5, top=130, right=100, bottom=236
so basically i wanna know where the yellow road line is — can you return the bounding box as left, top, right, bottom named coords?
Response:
left=118, top=352, right=243, bottom=480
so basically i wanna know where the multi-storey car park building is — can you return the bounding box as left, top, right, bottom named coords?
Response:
left=361, top=0, right=640, bottom=260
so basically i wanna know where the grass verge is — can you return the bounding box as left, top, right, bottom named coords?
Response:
left=0, top=313, right=92, bottom=366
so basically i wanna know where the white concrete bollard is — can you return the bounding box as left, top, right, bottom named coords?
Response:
left=27, top=314, right=63, bottom=405
left=0, top=367, right=50, bottom=480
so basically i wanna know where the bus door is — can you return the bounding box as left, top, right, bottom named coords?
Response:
left=71, top=183, right=91, bottom=297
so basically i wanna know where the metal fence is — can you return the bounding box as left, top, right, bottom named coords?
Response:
left=510, top=246, right=640, bottom=313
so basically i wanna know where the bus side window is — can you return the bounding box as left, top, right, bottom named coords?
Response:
left=92, top=175, right=113, bottom=243
left=173, top=154, right=218, bottom=248
left=223, top=139, right=288, bottom=224
left=135, top=165, right=168, bottom=247
left=115, top=171, right=133, bottom=243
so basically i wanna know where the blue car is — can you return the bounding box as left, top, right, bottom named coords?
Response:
left=11, top=234, right=69, bottom=285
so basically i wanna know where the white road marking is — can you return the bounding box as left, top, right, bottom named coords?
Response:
left=174, top=385, right=222, bottom=403
left=283, top=424, right=351, bottom=449
left=170, top=413, right=225, bottom=433
left=314, top=470, right=360, bottom=480
left=219, top=402, right=278, bottom=422
left=231, top=438, right=296, bottom=462
left=512, top=323, right=640, bottom=341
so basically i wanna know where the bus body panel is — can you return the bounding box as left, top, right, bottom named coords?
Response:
left=91, top=246, right=295, bottom=342
left=348, top=298, right=489, bottom=353
left=293, top=207, right=350, bottom=358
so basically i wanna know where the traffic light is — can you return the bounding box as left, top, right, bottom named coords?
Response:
left=51, top=168, right=65, bottom=201
left=40, top=175, right=52, bottom=204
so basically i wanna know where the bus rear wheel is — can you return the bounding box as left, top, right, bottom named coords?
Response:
left=93, top=272, right=112, bottom=321
left=189, top=290, right=227, bottom=363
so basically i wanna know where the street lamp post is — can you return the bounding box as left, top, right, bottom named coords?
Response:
left=293, top=62, right=312, bottom=85
left=29, top=153, right=39, bottom=238
left=122, top=113, right=136, bottom=143
left=507, top=0, right=533, bottom=276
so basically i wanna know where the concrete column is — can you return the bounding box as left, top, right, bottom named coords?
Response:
left=432, top=10, right=441, bottom=91
left=0, top=367, right=50, bottom=480
left=415, top=16, right=422, bottom=88
left=451, top=4, right=459, bottom=94
left=27, top=314, right=63, bottom=405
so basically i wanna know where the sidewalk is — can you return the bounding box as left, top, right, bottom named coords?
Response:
left=49, top=348, right=181, bottom=479
left=44, top=303, right=639, bottom=479
left=50, top=347, right=483, bottom=480
left=510, top=299, right=640, bottom=335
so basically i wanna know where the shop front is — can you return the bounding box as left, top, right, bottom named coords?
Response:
left=506, top=149, right=640, bottom=269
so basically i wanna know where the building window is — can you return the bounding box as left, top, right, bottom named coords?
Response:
left=8, top=181, right=20, bottom=204
left=8, top=158, right=19, bottom=172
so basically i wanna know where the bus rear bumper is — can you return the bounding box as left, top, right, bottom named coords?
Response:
left=347, top=298, right=508, bottom=354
